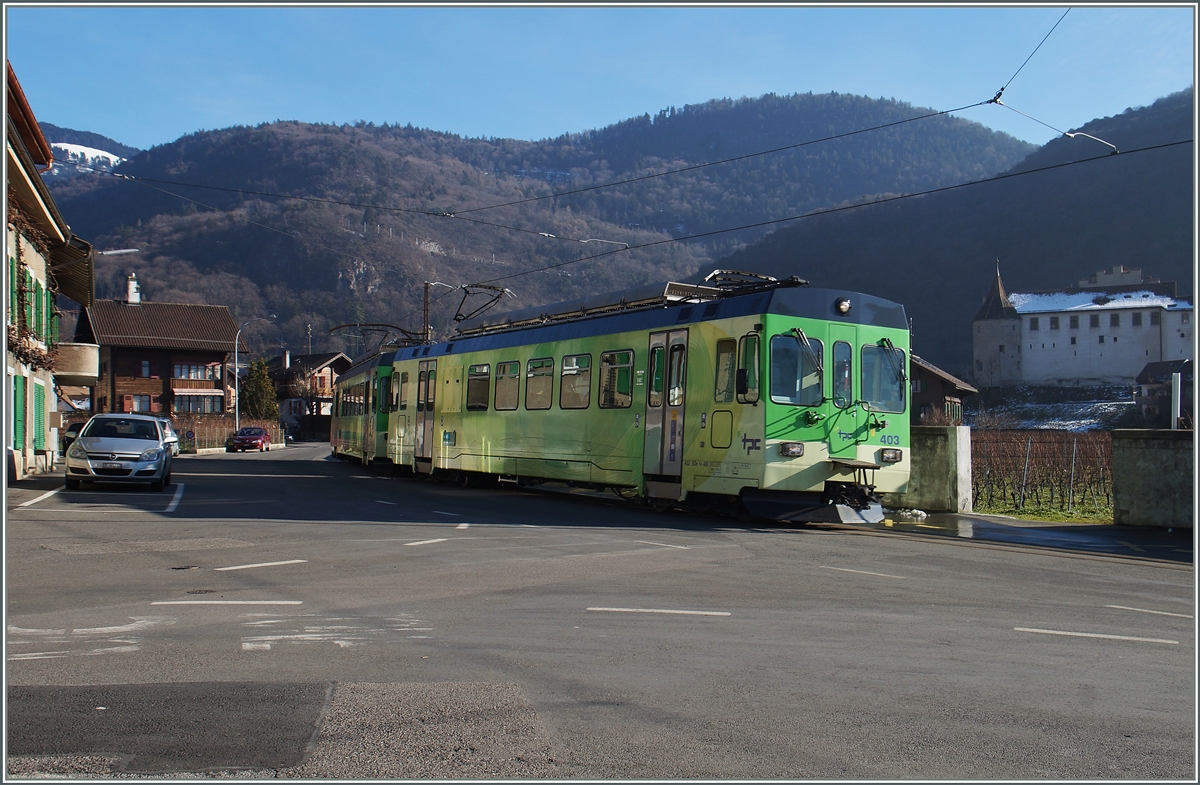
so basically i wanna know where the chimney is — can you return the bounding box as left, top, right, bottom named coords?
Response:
left=125, top=273, right=141, bottom=305
left=284, top=349, right=290, bottom=369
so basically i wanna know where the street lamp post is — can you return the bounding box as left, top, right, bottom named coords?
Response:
left=234, top=317, right=270, bottom=431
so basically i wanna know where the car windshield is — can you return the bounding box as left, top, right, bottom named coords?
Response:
left=81, top=418, right=160, bottom=440
left=238, top=428, right=265, bottom=436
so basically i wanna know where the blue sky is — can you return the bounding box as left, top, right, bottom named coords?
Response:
left=4, top=5, right=1195, bottom=152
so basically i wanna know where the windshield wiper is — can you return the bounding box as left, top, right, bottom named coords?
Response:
left=790, top=327, right=823, bottom=374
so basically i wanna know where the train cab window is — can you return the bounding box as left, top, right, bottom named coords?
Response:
left=466, top=364, right=490, bottom=411
left=396, top=372, right=408, bottom=411
left=861, top=344, right=906, bottom=414
left=832, top=341, right=853, bottom=407
left=770, top=334, right=823, bottom=406
left=560, top=354, right=591, bottom=409
left=714, top=339, right=736, bottom=403
left=648, top=346, right=665, bottom=408
left=736, top=334, right=760, bottom=404
left=599, top=350, right=634, bottom=408
left=495, top=361, right=519, bottom=410
left=526, top=358, right=554, bottom=410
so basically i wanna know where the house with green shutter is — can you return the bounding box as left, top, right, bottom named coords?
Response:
left=6, top=61, right=97, bottom=479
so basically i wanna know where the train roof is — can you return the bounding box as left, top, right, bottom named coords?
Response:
left=382, top=274, right=908, bottom=362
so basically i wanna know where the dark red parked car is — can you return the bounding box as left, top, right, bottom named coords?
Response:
left=229, top=427, right=272, bottom=452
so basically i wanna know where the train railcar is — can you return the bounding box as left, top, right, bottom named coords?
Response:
left=332, top=271, right=911, bottom=523
left=330, top=351, right=395, bottom=463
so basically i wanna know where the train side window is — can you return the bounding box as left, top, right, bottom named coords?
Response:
left=714, top=339, right=736, bottom=403
left=599, top=350, right=634, bottom=408
left=526, top=358, right=554, bottom=410
left=770, top=334, right=823, bottom=406
left=426, top=368, right=436, bottom=410
left=560, top=354, right=591, bottom=409
left=416, top=371, right=426, bottom=412
left=397, top=372, right=408, bottom=411
left=667, top=344, right=686, bottom=407
left=378, top=376, right=391, bottom=413
left=495, top=361, right=519, bottom=410
left=832, top=341, right=853, bottom=408
left=466, top=364, right=490, bottom=411
left=737, top=334, right=760, bottom=404
left=648, top=346, right=665, bottom=408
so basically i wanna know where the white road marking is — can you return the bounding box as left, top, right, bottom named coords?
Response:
left=587, top=607, right=731, bottom=617
left=151, top=600, right=303, bottom=605
left=172, top=473, right=331, bottom=478
left=8, top=651, right=72, bottom=661
left=405, top=538, right=448, bottom=546
left=164, top=483, right=185, bottom=512
left=72, top=618, right=172, bottom=635
left=456, top=523, right=470, bottom=530
left=214, top=559, right=308, bottom=572
left=1106, top=604, right=1194, bottom=619
left=7, top=626, right=66, bottom=636
left=1014, top=627, right=1179, bottom=644
left=636, top=540, right=689, bottom=549
left=18, top=488, right=62, bottom=508
left=432, top=510, right=461, bottom=516
left=376, top=500, right=397, bottom=505
left=820, top=566, right=907, bottom=579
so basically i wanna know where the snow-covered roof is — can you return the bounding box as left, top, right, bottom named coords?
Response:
left=1008, top=290, right=1191, bottom=314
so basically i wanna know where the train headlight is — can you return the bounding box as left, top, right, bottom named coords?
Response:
left=880, top=448, right=903, bottom=463
left=779, top=442, right=805, bottom=458
left=834, top=297, right=852, bottom=315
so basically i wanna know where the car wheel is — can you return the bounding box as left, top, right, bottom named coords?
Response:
left=260, top=444, right=266, bottom=452
left=164, top=471, right=172, bottom=487
left=150, top=478, right=164, bottom=492
left=65, top=477, right=80, bottom=490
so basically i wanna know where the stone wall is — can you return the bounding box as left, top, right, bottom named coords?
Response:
left=887, top=426, right=972, bottom=513
left=1111, top=429, right=1194, bottom=527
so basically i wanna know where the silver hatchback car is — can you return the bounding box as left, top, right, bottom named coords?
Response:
left=64, top=413, right=173, bottom=491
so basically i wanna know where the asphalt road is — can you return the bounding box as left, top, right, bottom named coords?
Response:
left=5, top=442, right=1195, bottom=779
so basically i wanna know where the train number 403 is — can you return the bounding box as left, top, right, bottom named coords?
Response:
left=880, top=434, right=902, bottom=445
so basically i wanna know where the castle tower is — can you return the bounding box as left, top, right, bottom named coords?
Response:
left=972, top=264, right=1022, bottom=387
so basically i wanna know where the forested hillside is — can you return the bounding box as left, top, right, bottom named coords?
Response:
left=717, top=88, right=1194, bottom=378
left=48, top=91, right=1035, bottom=358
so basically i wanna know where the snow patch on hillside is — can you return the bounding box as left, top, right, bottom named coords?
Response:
left=50, top=142, right=125, bottom=173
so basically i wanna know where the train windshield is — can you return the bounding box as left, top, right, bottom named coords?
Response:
left=769, top=334, right=823, bottom=406
left=861, top=344, right=906, bottom=413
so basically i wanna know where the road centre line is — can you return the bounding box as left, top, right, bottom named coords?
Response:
left=214, top=559, right=308, bottom=571
left=820, top=566, right=907, bottom=579
left=376, top=500, right=397, bottom=505
left=172, top=473, right=331, bottom=478
left=406, top=538, right=449, bottom=546
left=151, top=600, right=304, bottom=606
left=17, top=488, right=61, bottom=508
left=1014, top=627, right=1178, bottom=644
left=164, top=483, right=185, bottom=513
left=1106, top=604, right=1194, bottom=619
left=587, top=607, right=731, bottom=617
left=636, top=540, right=689, bottom=549
left=432, top=510, right=461, bottom=516
left=456, top=523, right=470, bottom=530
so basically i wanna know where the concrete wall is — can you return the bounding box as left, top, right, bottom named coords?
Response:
left=887, top=426, right=972, bottom=513
left=1111, top=429, right=1194, bottom=528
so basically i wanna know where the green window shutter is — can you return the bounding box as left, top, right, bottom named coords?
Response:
left=23, top=269, right=33, bottom=329
left=33, top=383, right=45, bottom=451
left=13, top=376, right=26, bottom=450
left=34, top=279, right=44, bottom=339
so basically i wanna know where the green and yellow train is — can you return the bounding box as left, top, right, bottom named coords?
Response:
left=331, top=271, right=910, bottom=523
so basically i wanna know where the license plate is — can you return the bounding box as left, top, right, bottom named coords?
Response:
left=103, top=462, right=122, bottom=469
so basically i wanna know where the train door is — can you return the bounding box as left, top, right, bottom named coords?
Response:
left=827, top=324, right=861, bottom=459
left=375, top=369, right=392, bottom=461
left=643, top=330, right=688, bottom=478
left=416, top=360, right=436, bottom=462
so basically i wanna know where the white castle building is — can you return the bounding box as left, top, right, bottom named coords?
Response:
left=972, top=265, right=1193, bottom=388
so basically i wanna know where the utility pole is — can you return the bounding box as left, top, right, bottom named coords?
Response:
left=423, top=282, right=430, bottom=344
left=306, top=323, right=312, bottom=355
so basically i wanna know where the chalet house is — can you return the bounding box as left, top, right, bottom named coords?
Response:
left=72, top=274, right=245, bottom=416
left=972, top=265, right=1193, bottom=388
left=7, top=61, right=97, bottom=478
left=1134, top=359, right=1193, bottom=428
left=910, top=354, right=977, bottom=425
left=267, top=349, right=352, bottom=422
